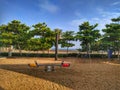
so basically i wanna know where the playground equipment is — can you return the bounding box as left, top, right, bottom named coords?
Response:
left=28, top=33, right=70, bottom=72
left=28, top=61, right=70, bottom=72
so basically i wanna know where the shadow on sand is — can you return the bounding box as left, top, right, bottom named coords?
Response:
left=0, top=86, right=4, bottom=90
left=0, top=64, right=78, bottom=89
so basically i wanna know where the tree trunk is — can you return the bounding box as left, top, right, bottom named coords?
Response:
left=19, top=49, right=22, bottom=56
left=102, top=50, right=104, bottom=58
left=55, top=33, right=58, bottom=60
left=42, top=47, right=45, bottom=54
left=42, top=50, right=45, bottom=54
left=18, top=45, right=22, bottom=56
left=86, top=44, right=89, bottom=58
left=8, top=45, right=13, bottom=57
left=67, top=47, right=69, bottom=55
left=118, top=48, right=120, bottom=60
left=48, top=49, right=50, bottom=54
left=113, top=50, right=116, bottom=55
left=87, top=43, right=91, bottom=58
left=0, top=47, right=1, bottom=56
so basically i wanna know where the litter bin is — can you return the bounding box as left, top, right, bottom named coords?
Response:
left=108, top=49, right=112, bottom=59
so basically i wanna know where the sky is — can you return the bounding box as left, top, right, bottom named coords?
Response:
left=0, top=0, right=120, bottom=49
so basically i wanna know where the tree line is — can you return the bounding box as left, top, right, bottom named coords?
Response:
left=0, top=16, right=120, bottom=59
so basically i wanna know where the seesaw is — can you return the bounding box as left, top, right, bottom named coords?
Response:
left=28, top=61, right=70, bottom=72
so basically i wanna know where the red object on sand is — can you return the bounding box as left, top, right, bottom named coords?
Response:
left=62, top=63, right=70, bottom=67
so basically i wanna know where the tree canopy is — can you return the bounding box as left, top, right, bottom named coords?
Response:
left=60, top=31, right=75, bottom=54
left=0, top=20, right=30, bottom=56
left=26, top=23, right=55, bottom=52
left=102, top=16, right=120, bottom=59
left=76, top=22, right=101, bottom=57
left=0, top=16, right=120, bottom=58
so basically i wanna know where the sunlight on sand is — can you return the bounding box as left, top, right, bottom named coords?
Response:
left=103, top=61, right=120, bottom=66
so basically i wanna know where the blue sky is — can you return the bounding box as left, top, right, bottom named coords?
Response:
left=1, top=0, right=120, bottom=31
left=0, top=0, right=120, bottom=49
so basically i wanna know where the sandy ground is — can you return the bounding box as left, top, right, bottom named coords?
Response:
left=0, top=57, right=120, bottom=90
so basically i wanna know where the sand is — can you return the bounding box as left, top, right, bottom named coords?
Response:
left=0, top=57, right=120, bottom=90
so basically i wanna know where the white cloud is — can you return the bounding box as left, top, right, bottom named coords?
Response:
left=70, top=8, right=120, bottom=34
left=111, top=1, right=120, bottom=6
left=97, top=8, right=120, bottom=18
left=96, top=8, right=120, bottom=30
left=70, top=18, right=88, bottom=26
left=39, top=0, right=59, bottom=13
left=75, top=11, right=81, bottom=17
left=70, top=17, right=111, bottom=30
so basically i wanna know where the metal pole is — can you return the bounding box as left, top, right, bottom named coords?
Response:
left=55, top=33, right=58, bottom=60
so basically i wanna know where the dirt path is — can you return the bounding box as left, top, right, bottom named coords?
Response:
left=0, top=58, right=120, bottom=90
